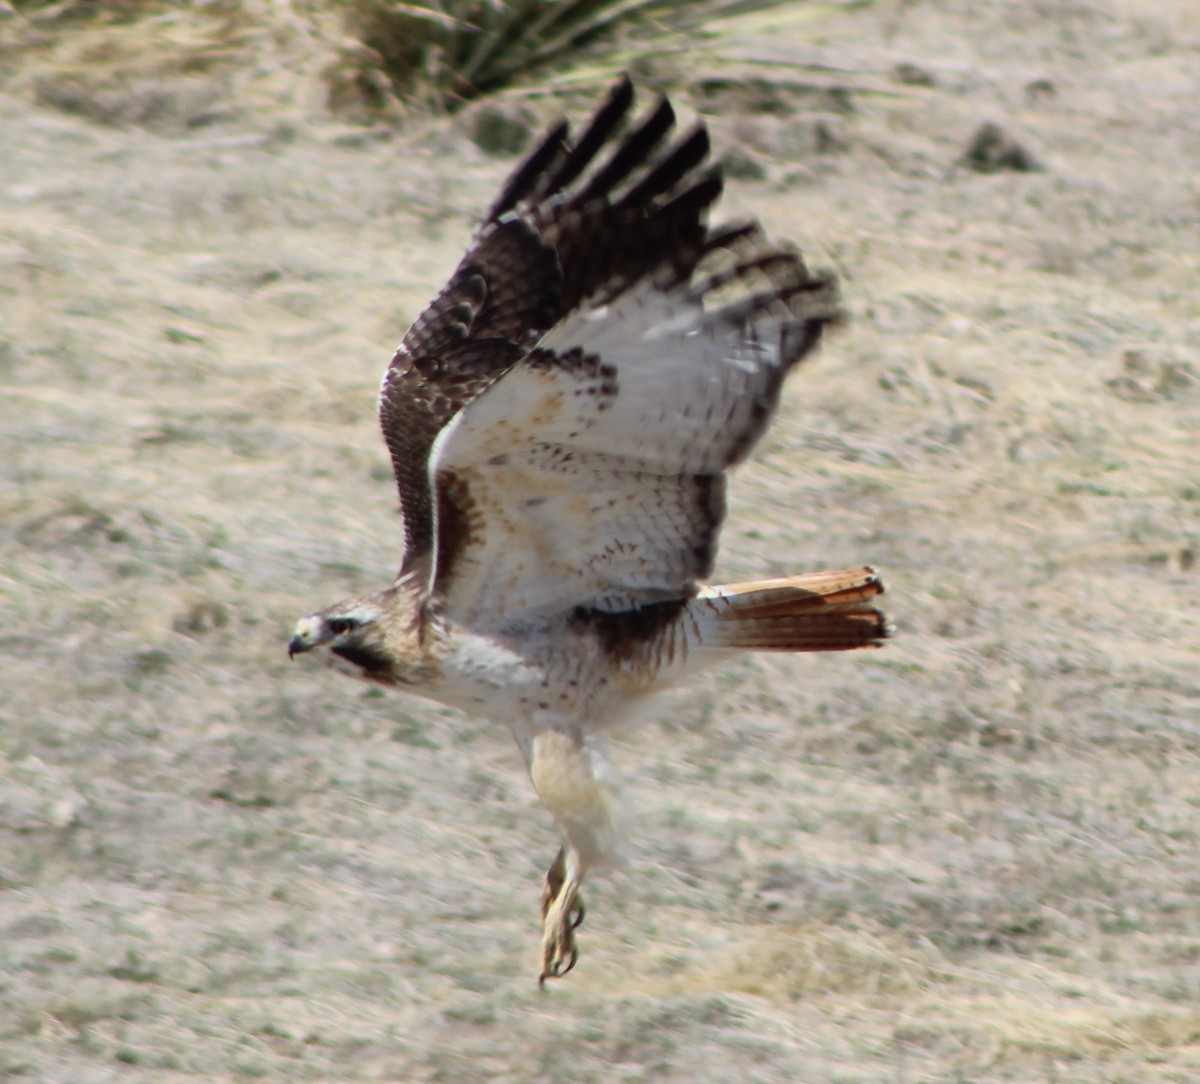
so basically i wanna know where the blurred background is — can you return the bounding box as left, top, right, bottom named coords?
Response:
left=2, top=1, right=1197, bottom=1080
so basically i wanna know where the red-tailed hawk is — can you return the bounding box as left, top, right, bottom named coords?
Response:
left=289, top=77, right=889, bottom=983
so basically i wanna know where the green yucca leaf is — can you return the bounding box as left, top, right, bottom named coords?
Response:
left=340, top=0, right=872, bottom=112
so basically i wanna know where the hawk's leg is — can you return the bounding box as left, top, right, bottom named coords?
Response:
left=527, top=729, right=625, bottom=985
left=541, top=847, right=587, bottom=932
left=539, top=847, right=586, bottom=984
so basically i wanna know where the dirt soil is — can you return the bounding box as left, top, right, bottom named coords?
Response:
left=2, top=1, right=1198, bottom=1081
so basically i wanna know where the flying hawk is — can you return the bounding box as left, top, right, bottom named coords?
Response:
left=289, top=77, right=889, bottom=984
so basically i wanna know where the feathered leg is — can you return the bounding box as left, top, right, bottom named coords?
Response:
left=527, top=729, right=625, bottom=984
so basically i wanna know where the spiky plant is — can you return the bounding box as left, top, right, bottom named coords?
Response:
left=335, top=0, right=856, bottom=113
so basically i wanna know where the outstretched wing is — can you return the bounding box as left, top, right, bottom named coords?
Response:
left=427, top=229, right=840, bottom=628
left=379, top=77, right=720, bottom=579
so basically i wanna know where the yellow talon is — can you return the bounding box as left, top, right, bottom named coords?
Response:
left=538, top=848, right=585, bottom=985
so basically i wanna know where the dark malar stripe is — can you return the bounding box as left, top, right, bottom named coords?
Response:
left=332, top=641, right=393, bottom=678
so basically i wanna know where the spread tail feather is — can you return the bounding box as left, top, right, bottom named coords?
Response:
left=698, top=567, right=890, bottom=652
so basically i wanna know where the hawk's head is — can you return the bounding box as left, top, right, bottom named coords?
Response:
left=288, top=576, right=426, bottom=685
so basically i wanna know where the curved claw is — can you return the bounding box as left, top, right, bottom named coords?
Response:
left=538, top=945, right=578, bottom=987
left=538, top=849, right=585, bottom=984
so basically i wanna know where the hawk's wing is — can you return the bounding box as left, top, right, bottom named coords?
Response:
left=380, top=78, right=839, bottom=626
left=427, top=240, right=839, bottom=627
left=380, top=77, right=719, bottom=579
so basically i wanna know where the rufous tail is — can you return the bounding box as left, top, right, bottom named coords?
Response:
left=698, top=566, right=890, bottom=652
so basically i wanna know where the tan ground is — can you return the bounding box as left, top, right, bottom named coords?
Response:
left=2, top=1, right=1198, bottom=1081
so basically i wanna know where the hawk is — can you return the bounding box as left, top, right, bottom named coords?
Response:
left=289, top=77, right=889, bottom=984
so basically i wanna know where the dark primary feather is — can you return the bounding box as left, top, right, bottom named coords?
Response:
left=536, top=76, right=634, bottom=199
left=619, top=125, right=710, bottom=207
left=576, top=95, right=675, bottom=204
left=484, top=120, right=571, bottom=222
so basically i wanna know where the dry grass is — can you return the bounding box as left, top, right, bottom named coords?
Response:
left=0, top=0, right=876, bottom=126
left=2, top=0, right=1199, bottom=1080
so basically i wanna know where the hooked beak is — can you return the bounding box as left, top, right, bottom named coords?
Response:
left=288, top=616, right=323, bottom=660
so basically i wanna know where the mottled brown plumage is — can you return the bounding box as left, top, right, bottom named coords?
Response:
left=290, top=78, right=889, bottom=983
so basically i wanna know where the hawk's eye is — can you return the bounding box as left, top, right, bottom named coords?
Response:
left=327, top=618, right=355, bottom=637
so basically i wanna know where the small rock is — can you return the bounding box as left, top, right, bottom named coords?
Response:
left=719, top=148, right=767, bottom=182
left=1025, top=78, right=1057, bottom=104
left=472, top=105, right=532, bottom=157
left=963, top=122, right=1042, bottom=173
left=893, top=62, right=936, bottom=87
left=1105, top=350, right=1197, bottom=402
left=173, top=599, right=230, bottom=635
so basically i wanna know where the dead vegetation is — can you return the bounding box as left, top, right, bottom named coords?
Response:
left=2, top=0, right=1199, bottom=1081
left=1, top=0, right=874, bottom=126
